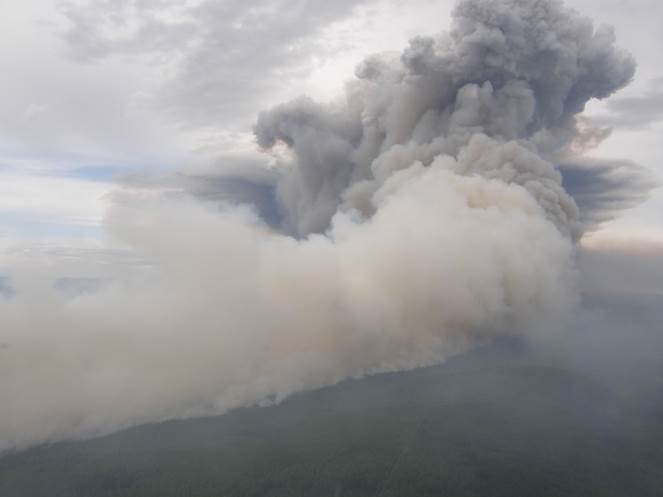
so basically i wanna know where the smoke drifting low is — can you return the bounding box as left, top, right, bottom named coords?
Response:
left=0, top=0, right=644, bottom=452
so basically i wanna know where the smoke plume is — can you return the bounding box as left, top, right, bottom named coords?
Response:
left=0, top=0, right=640, bottom=452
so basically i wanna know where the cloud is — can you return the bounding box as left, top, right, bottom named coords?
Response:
left=560, top=156, right=658, bottom=231
left=591, top=78, right=663, bottom=129
left=2, top=0, right=380, bottom=169
left=0, top=168, right=111, bottom=230
left=58, top=0, right=379, bottom=128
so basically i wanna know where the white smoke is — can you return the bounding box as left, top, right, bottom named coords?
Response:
left=0, top=0, right=638, bottom=452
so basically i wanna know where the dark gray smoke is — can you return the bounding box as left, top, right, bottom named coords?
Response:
left=560, top=157, right=657, bottom=230
left=254, top=0, right=635, bottom=237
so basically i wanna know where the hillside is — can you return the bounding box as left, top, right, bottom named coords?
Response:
left=2, top=326, right=663, bottom=497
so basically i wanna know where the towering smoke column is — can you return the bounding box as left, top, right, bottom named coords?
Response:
left=0, top=0, right=636, bottom=452
left=255, top=0, right=634, bottom=238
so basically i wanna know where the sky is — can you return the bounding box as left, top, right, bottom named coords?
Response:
left=1, top=0, right=661, bottom=255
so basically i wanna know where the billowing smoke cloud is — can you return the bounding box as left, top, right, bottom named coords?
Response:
left=0, top=0, right=641, bottom=452
left=254, top=0, right=635, bottom=237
